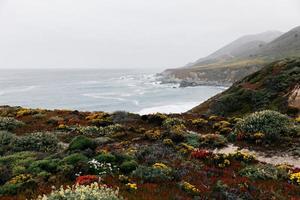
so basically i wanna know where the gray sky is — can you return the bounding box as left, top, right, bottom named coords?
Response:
left=0, top=0, right=299, bottom=69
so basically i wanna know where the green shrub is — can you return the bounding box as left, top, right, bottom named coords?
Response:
left=210, top=180, right=252, bottom=200
left=0, top=183, right=20, bottom=195
left=0, top=131, right=16, bottom=154
left=199, top=134, right=227, bottom=147
left=68, top=135, right=96, bottom=151
left=29, top=159, right=59, bottom=174
left=0, top=131, right=16, bottom=146
left=0, top=175, right=37, bottom=195
left=132, top=165, right=173, bottom=183
left=114, top=153, right=134, bottom=163
left=185, top=133, right=200, bottom=148
left=235, top=110, right=295, bottom=141
left=239, top=164, right=288, bottom=180
left=0, top=152, right=37, bottom=179
left=14, top=132, right=59, bottom=153
left=0, top=117, right=24, bottom=131
left=168, top=125, right=187, bottom=142
left=95, top=152, right=116, bottom=163
left=191, top=118, right=208, bottom=127
left=62, top=153, right=88, bottom=165
left=120, top=160, right=138, bottom=174
left=0, top=151, right=37, bottom=166
left=162, top=118, right=185, bottom=129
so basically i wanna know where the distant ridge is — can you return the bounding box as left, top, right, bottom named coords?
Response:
left=191, top=30, right=282, bottom=66
left=160, top=26, right=300, bottom=86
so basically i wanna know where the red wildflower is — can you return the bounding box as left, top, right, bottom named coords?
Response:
left=191, top=149, right=212, bottom=159
left=75, top=175, right=99, bottom=185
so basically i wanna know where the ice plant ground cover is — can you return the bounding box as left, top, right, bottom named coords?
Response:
left=0, top=106, right=299, bottom=199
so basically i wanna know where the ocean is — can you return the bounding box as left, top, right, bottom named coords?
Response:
left=0, top=69, right=225, bottom=114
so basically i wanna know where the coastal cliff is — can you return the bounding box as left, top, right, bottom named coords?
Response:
left=160, top=26, right=300, bottom=87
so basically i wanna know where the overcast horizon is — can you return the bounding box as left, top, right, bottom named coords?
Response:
left=0, top=0, right=299, bottom=70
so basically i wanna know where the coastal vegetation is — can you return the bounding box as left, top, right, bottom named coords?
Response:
left=0, top=103, right=299, bottom=199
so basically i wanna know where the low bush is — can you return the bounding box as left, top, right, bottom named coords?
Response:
left=68, top=135, right=96, bottom=151
left=0, top=117, right=24, bottom=131
left=29, top=159, right=59, bottom=174
left=144, top=129, right=161, bottom=140
left=14, top=132, right=59, bottom=153
left=179, top=181, right=200, bottom=196
left=199, top=134, right=227, bottom=147
left=213, top=121, right=231, bottom=129
left=168, top=125, right=187, bottom=142
left=0, top=131, right=16, bottom=154
left=185, top=133, right=200, bottom=148
left=163, top=138, right=174, bottom=146
left=16, top=108, right=41, bottom=117
left=239, top=164, right=288, bottom=180
left=135, top=145, right=176, bottom=165
left=235, top=110, right=295, bottom=142
left=0, top=174, right=36, bottom=196
left=62, top=153, right=88, bottom=166
left=120, top=160, right=138, bottom=174
left=0, top=183, right=20, bottom=195
left=95, top=152, right=116, bottom=163
left=132, top=165, right=173, bottom=183
left=0, top=151, right=36, bottom=166
left=211, top=154, right=231, bottom=168
left=162, top=118, right=185, bottom=129
left=210, top=180, right=252, bottom=200
left=178, top=143, right=195, bottom=154
left=0, top=131, right=16, bottom=146
left=229, top=151, right=255, bottom=163
left=191, top=118, right=208, bottom=127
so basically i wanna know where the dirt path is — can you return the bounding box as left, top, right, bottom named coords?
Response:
left=214, top=144, right=300, bottom=168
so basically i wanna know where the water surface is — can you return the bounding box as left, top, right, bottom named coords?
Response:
left=0, top=69, right=225, bottom=114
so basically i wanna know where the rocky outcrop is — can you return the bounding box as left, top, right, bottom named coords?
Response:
left=159, top=63, right=262, bottom=87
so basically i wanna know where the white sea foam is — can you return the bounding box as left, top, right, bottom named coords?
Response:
left=136, top=102, right=201, bottom=115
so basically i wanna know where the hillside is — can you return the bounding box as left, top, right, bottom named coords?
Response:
left=160, top=26, right=300, bottom=86
left=192, top=30, right=282, bottom=66
left=190, top=58, right=300, bottom=117
left=255, top=26, right=300, bottom=59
